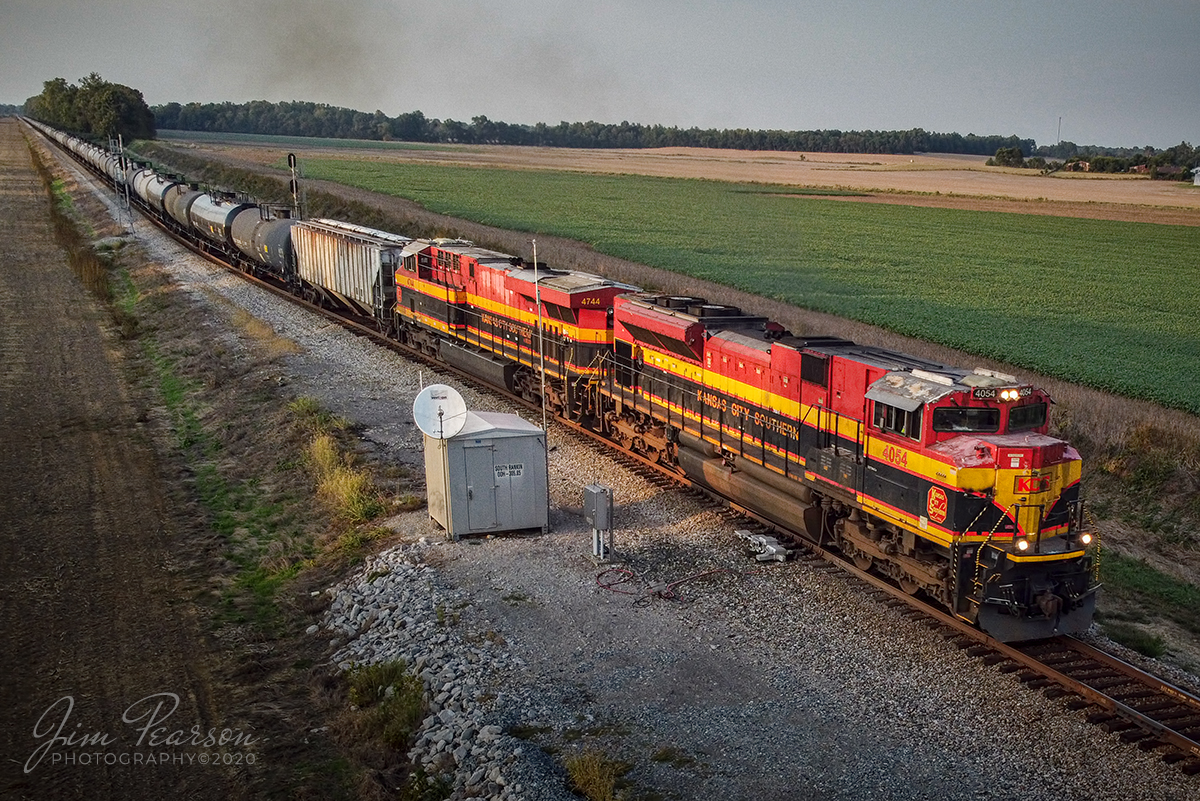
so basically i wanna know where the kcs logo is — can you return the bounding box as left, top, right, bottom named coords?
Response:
left=927, top=487, right=948, bottom=524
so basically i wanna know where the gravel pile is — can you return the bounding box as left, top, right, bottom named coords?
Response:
left=66, top=158, right=1200, bottom=799
left=318, top=548, right=563, bottom=801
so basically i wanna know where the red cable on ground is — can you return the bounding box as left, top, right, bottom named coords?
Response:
left=596, top=567, right=639, bottom=595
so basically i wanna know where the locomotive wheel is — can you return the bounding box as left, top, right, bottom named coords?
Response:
left=900, top=577, right=921, bottom=596
left=852, top=553, right=874, bottom=571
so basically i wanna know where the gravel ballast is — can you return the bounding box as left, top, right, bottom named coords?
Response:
left=65, top=153, right=1200, bottom=800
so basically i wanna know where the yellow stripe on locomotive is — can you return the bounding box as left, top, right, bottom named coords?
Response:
left=609, top=293, right=1098, bottom=641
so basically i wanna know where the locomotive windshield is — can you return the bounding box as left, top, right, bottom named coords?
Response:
left=1008, top=402, right=1047, bottom=431
left=932, top=407, right=1001, bottom=433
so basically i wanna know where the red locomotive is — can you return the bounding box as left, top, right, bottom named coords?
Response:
left=392, top=238, right=635, bottom=415
left=605, top=293, right=1097, bottom=641
left=37, top=118, right=1099, bottom=641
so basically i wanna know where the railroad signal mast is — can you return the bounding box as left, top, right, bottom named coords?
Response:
left=109, top=134, right=132, bottom=230
left=288, top=152, right=301, bottom=218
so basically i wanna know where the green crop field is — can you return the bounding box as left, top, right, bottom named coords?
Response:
left=300, top=157, right=1200, bottom=414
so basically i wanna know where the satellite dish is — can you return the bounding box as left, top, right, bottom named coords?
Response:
left=413, top=384, right=468, bottom=439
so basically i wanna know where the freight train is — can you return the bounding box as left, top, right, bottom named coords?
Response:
left=30, top=119, right=1100, bottom=642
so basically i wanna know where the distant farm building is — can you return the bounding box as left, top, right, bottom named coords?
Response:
left=1130, top=164, right=1184, bottom=178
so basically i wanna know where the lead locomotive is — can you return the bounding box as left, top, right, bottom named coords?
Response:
left=34, top=119, right=1098, bottom=641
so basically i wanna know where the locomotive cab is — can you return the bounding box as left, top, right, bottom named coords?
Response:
left=907, top=370, right=1100, bottom=640
left=39, top=112, right=1099, bottom=645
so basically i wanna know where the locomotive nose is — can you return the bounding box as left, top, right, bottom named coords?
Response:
left=997, top=439, right=1066, bottom=470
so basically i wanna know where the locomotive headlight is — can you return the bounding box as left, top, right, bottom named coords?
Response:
left=1080, top=532, right=1093, bottom=546
left=1015, top=538, right=1030, bottom=552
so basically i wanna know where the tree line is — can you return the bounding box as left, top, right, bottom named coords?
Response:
left=1056, top=141, right=1197, bottom=176
left=151, top=99, right=1034, bottom=156
left=17, top=78, right=1195, bottom=172
left=146, top=100, right=1200, bottom=171
left=24, top=74, right=155, bottom=142
left=992, top=141, right=1197, bottom=177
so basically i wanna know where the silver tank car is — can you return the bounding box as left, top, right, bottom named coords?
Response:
left=102, top=154, right=124, bottom=184
left=253, top=218, right=296, bottom=275
left=131, top=169, right=179, bottom=216
left=189, top=194, right=255, bottom=248
left=230, top=206, right=266, bottom=259
left=229, top=208, right=297, bottom=275
left=163, top=184, right=203, bottom=229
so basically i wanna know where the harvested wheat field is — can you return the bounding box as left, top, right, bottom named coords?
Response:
left=165, top=135, right=1200, bottom=226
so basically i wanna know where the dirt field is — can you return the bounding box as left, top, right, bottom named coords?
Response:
left=0, top=120, right=368, bottom=801
left=175, top=138, right=1200, bottom=226
left=0, top=120, right=246, bottom=799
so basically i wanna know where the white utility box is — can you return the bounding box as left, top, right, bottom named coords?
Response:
left=424, top=411, right=548, bottom=539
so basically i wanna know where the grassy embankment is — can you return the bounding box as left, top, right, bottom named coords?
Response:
left=34, top=137, right=444, bottom=799
left=121, top=291, right=435, bottom=796
left=137, top=140, right=1200, bottom=663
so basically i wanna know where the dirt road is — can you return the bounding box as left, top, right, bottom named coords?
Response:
left=0, top=118, right=244, bottom=800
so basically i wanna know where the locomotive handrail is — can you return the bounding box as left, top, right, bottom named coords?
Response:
left=30, top=116, right=1099, bottom=645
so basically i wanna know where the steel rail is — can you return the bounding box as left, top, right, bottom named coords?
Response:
left=32, top=119, right=1200, bottom=777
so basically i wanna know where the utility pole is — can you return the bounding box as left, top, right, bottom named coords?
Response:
left=533, top=239, right=550, bottom=531
left=112, top=134, right=131, bottom=231
left=533, top=239, right=547, bottom=432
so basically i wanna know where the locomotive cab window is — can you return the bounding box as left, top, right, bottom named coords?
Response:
left=1008, top=402, right=1047, bottom=432
left=873, top=401, right=923, bottom=441
left=932, top=407, right=1000, bottom=433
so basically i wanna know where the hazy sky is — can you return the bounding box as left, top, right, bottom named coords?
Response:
left=2, top=0, right=1196, bottom=148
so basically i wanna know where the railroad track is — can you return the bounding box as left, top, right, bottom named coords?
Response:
left=41, top=123, right=1200, bottom=780
left=550, top=398, right=1200, bottom=777
left=1012, top=637, right=1200, bottom=771
left=806, top=550, right=1200, bottom=776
